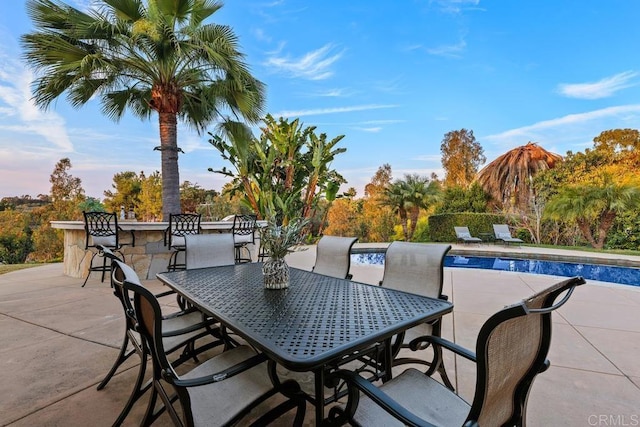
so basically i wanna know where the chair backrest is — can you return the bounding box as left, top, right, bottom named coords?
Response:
left=466, top=276, right=586, bottom=426
left=113, top=260, right=177, bottom=379
left=185, top=234, right=235, bottom=269
left=454, top=226, right=472, bottom=239
left=168, top=213, right=201, bottom=247
left=493, top=224, right=513, bottom=239
left=84, top=211, right=119, bottom=249
left=381, top=242, right=451, bottom=298
left=312, top=236, right=358, bottom=279
left=232, top=214, right=257, bottom=244
left=108, top=257, right=141, bottom=338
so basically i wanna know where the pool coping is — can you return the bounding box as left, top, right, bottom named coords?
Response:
left=351, top=243, right=640, bottom=269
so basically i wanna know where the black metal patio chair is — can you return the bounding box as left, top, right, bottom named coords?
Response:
left=82, top=210, right=134, bottom=287
left=232, top=214, right=257, bottom=263
left=95, top=247, right=224, bottom=426
left=312, top=235, right=358, bottom=279
left=327, top=276, right=586, bottom=427
left=378, top=242, right=453, bottom=388
left=165, top=213, right=201, bottom=271
left=118, top=259, right=307, bottom=426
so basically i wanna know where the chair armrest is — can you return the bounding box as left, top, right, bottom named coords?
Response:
left=170, top=352, right=268, bottom=387
left=117, top=226, right=136, bottom=247
left=163, top=226, right=170, bottom=246
left=409, top=335, right=476, bottom=362
left=329, top=369, right=439, bottom=427
left=161, top=317, right=218, bottom=337
left=155, top=289, right=177, bottom=299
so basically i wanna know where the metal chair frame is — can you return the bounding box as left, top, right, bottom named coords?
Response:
left=327, top=276, right=586, bottom=427
left=312, top=235, right=358, bottom=279
left=232, top=214, right=257, bottom=263
left=166, top=213, right=201, bottom=271
left=82, top=211, right=134, bottom=287
left=96, top=248, right=225, bottom=426
left=119, top=259, right=307, bottom=426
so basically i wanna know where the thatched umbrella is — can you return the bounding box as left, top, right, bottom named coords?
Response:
left=476, top=142, right=562, bottom=211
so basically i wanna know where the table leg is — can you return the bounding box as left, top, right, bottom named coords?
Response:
left=382, top=337, right=393, bottom=382
left=314, top=368, right=325, bottom=425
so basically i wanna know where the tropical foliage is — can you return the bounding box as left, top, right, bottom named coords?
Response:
left=22, top=0, right=264, bottom=219
left=476, top=142, right=562, bottom=212
left=209, top=115, right=346, bottom=225
left=380, top=174, right=441, bottom=241
left=259, top=217, right=309, bottom=259
left=535, top=129, right=640, bottom=248
left=434, top=182, right=489, bottom=214
left=545, top=177, right=640, bottom=249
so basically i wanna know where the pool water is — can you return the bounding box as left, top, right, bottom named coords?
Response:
left=351, top=253, right=640, bottom=287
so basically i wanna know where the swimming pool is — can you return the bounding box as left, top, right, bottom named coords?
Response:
left=351, top=253, right=640, bottom=287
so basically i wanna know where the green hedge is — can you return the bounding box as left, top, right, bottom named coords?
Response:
left=428, top=212, right=506, bottom=242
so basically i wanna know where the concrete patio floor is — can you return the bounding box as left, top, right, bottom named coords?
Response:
left=1, top=244, right=639, bottom=426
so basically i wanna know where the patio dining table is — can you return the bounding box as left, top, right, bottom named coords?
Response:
left=156, top=263, right=453, bottom=425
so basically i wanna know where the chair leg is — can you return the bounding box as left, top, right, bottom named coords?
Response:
left=97, top=333, right=134, bottom=390
left=113, top=350, right=150, bottom=426
left=100, top=255, right=108, bottom=283
left=141, top=382, right=159, bottom=427
left=82, top=251, right=100, bottom=287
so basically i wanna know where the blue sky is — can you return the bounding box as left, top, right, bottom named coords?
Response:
left=1, top=1, right=640, bottom=200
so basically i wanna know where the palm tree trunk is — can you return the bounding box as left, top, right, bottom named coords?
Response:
left=408, top=207, right=419, bottom=241
left=159, top=112, right=181, bottom=220
left=576, top=218, right=600, bottom=249
left=596, top=210, right=617, bottom=249
left=399, top=209, right=409, bottom=241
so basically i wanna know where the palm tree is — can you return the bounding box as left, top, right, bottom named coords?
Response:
left=545, top=178, right=640, bottom=249
left=381, top=174, right=439, bottom=241
left=476, top=142, right=562, bottom=212
left=22, top=0, right=264, bottom=220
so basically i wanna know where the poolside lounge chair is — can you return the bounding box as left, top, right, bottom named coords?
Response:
left=454, top=226, right=482, bottom=244
left=493, top=224, right=524, bottom=245
left=327, top=276, right=586, bottom=427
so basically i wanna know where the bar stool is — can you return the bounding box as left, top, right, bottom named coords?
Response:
left=165, top=213, right=201, bottom=271
left=232, top=214, right=257, bottom=263
left=82, top=211, right=134, bottom=287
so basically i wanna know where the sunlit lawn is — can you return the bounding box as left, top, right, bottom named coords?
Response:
left=0, top=264, right=43, bottom=275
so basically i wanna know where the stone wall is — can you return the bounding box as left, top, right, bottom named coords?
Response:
left=65, top=229, right=259, bottom=281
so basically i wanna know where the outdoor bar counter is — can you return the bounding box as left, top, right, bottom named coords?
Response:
left=51, top=220, right=264, bottom=280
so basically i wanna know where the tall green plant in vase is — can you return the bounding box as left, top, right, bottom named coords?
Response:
left=260, top=217, right=308, bottom=289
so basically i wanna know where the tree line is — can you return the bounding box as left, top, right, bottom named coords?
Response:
left=2, top=127, right=640, bottom=265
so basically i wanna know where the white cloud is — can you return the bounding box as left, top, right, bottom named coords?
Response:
left=353, top=127, right=382, bottom=133
left=263, top=43, right=344, bottom=80
left=0, top=55, right=73, bottom=152
left=427, top=39, right=467, bottom=58
left=435, top=0, right=482, bottom=14
left=252, top=28, right=272, bottom=43
left=315, top=88, right=351, bottom=97
left=483, top=105, right=640, bottom=153
left=557, top=71, right=638, bottom=99
left=272, top=104, right=398, bottom=118
left=413, top=154, right=442, bottom=162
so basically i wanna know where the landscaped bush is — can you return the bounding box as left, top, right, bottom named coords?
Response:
left=428, top=212, right=505, bottom=242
